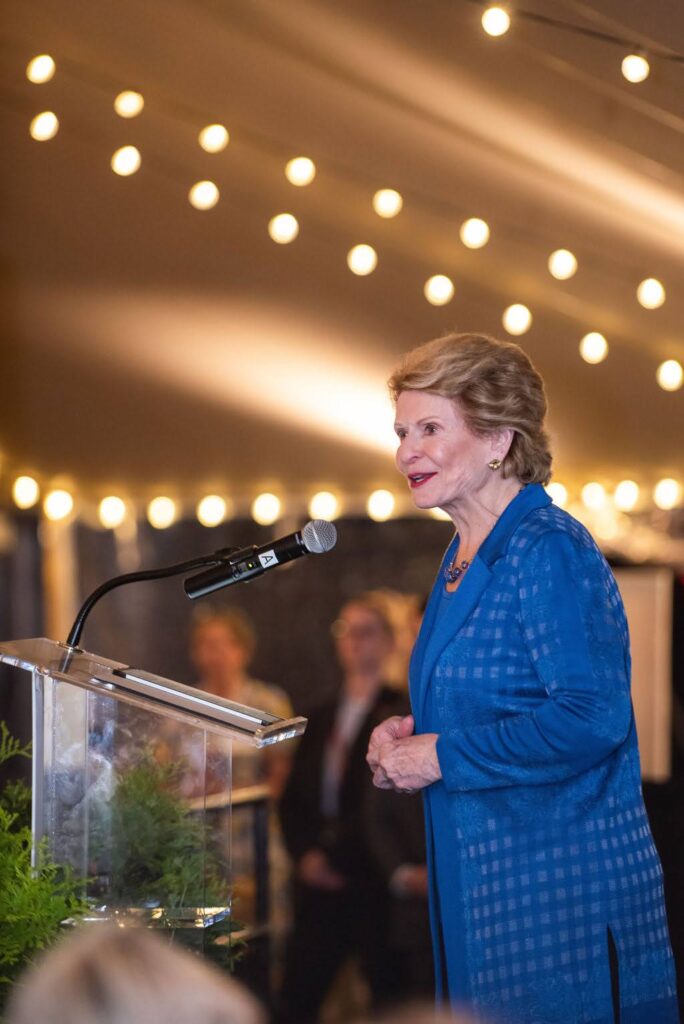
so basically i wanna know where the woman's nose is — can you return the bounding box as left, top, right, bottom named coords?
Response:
left=397, top=437, right=422, bottom=468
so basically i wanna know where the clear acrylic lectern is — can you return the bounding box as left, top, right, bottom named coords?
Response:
left=0, top=638, right=306, bottom=949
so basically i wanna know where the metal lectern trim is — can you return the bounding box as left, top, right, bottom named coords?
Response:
left=0, top=637, right=307, bottom=747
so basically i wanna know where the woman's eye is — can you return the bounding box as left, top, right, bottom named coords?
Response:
left=424, top=423, right=438, bottom=434
left=395, top=430, right=407, bottom=440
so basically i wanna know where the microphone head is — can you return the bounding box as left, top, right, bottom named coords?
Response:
left=302, top=519, right=337, bottom=554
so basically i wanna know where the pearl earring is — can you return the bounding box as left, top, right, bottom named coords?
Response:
left=488, top=458, right=502, bottom=470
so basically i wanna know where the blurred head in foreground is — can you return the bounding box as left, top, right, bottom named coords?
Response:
left=6, top=925, right=262, bottom=1024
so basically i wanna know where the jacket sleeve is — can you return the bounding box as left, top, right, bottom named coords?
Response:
left=435, top=528, right=633, bottom=792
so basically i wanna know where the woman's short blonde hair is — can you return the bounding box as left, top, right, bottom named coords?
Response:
left=388, top=332, right=552, bottom=485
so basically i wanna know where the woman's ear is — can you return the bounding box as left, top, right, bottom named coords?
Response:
left=491, top=427, right=515, bottom=461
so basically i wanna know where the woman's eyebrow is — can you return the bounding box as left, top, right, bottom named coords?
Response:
left=394, top=416, right=444, bottom=429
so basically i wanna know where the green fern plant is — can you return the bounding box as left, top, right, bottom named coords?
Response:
left=0, top=723, right=89, bottom=1010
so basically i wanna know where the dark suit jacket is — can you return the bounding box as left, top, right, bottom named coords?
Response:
left=279, top=685, right=406, bottom=880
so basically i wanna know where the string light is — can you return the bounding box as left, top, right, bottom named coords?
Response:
left=548, top=249, right=578, bottom=280
left=636, top=278, right=665, bottom=309
left=268, top=213, right=299, bottom=244
left=502, top=304, right=532, bottom=336
left=459, top=218, right=490, bottom=249
left=98, top=496, right=127, bottom=529
left=367, top=489, right=395, bottom=522
left=546, top=482, right=568, bottom=508
left=481, top=5, right=511, bottom=36
left=581, top=482, right=607, bottom=510
left=147, top=496, right=177, bottom=529
left=12, top=476, right=40, bottom=510
left=614, top=480, right=640, bottom=512
left=114, top=91, right=144, bottom=118
left=198, top=124, right=229, bottom=153
left=44, top=489, right=74, bottom=521
left=26, top=55, right=55, bottom=84
left=29, top=112, right=59, bottom=141
left=372, top=189, right=403, bottom=218
left=429, top=507, right=451, bottom=521
left=189, top=180, right=219, bottom=210
left=579, top=332, right=608, bottom=365
left=111, top=145, right=141, bottom=176
left=424, top=275, right=455, bottom=306
left=308, top=491, right=339, bottom=520
left=251, top=492, right=281, bottom=525
left=621, top=54, right=650, bottom=83
left=653, top=478, right=681, bottom=511
left=656, top=359, right=683, bottom=392
left=197, top=495, right=228, bottom=527
left=347, top=244, right=378, bottom=276
left=285, top=157, right=316, bottom=187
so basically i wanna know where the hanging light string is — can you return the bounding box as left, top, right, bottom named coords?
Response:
left=468, top=1, right=684, bottom=65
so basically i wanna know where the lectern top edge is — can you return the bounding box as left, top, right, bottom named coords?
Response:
left=0, top=637, right=307, bottom=747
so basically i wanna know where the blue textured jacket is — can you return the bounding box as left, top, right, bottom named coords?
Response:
left=411, top=484, right=678, bottom=1024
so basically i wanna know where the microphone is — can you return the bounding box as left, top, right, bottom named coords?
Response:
left=184, top=519, right=338, bottom=600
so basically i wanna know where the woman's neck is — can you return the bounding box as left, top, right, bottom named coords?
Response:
left=443, top=477, right=524, bottom=560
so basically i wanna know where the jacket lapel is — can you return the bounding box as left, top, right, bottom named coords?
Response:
left=410, top=484, right=552, bottom=725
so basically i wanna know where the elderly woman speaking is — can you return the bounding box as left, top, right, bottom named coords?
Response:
left=367, top=334, right=678, bottom=1024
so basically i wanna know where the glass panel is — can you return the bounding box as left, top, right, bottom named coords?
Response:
left=35, top=672, right=234, bottom=960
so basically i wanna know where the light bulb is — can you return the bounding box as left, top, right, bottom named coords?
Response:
left=367, top=489, right=395, bottom=522
left=637, top=278, right=665, bottom=309
left=26, top=55, right=55, bottom=84
left=268, top=213, right=299, bottom=244
left=482, top=5, right=511, bottom=36
left=308, top=491, right=339, bottom=520
left=198, top=124, right=229, bottom=153
left=614, top=480, right=639, bottom=512
left=197, top=495, right=228, bottom=527
left=285, top=157, right=316, bottom=187
left=429, top=507, right=451, bottom=521
left=98, top=496, right=127, bottom=529
left=44, top=489, right=74, bottom=521
left=656, top=359, right=683, bottom=392
left=147, top=496, right=177, bottom=529
left=424, top=275, right=455, bottom=306
left=579, top=332, right=608, bottom=364
left=621, top=54, right=650, bottom=84
left=459, top=218, right=490, bottom=249
left=111, top=145, right=141, bottom=176
left=29, top=111, right=58, bottom=141
left=546, top=482, right=568, bottom=508
left=653, top=478, right=681, bottom=511
left=548, top=249, right=578, bottom=280
left=189, top=180, right=219, bottom=210
left=502, top=304, right=532, bottom=335
left=12, top=476, right=40, bottom=510
left=114, top=91, right=144, bottom=118
left=251, top=493, right=281, bottom=525
left=372, top=189, right=403, bottom=218
left=347, top=244, right=377, bottom=276
left=581, top=482, right=607, bottom=510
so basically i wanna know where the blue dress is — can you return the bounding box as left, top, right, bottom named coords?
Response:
left=410, top=483, right=679, bottom=1024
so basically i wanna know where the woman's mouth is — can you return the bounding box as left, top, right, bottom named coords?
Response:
left=408, top=472, right=437, bottom=489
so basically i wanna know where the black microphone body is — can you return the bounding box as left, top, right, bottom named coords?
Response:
left=184, top=520, right=337, bottom=600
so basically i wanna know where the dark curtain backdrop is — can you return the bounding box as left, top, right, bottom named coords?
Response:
left=74, top=516, right=454, bottom=713
left=0, top=511, right=43, bottom=785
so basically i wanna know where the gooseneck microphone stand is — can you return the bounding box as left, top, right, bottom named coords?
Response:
left=64, top=546, right=239, bottom=651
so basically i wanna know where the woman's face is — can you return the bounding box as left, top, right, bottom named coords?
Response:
left=394, top=390, right=503, bottom=511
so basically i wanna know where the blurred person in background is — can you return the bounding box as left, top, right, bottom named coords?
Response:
left=189, top=606, right=294, bottom=795
left=5, top=924, right=262, bottom=1024
left=190, top=606, right=295, bottom=975
left=275, top=593, right=407, bottom=1024
left=365, top=592, right=433, bottom=1003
